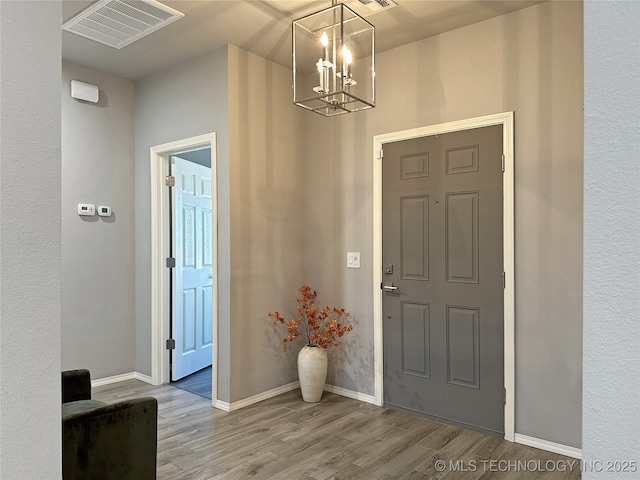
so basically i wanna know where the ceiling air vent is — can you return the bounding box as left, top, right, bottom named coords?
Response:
left=355, top=0, right=398, bottom=14
left=62, top=0, right=184, bottom=49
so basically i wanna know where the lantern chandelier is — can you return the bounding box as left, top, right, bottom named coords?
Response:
left=292, top=0, right=375, bottom=117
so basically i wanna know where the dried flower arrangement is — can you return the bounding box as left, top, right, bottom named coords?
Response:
left=269, top=284, right=353, bottom=351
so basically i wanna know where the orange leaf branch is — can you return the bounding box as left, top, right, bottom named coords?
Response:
left=269, top=284, right=354, bottom=351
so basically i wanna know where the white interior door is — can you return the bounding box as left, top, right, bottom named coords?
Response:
left=171, top=156, right=213, bottom=381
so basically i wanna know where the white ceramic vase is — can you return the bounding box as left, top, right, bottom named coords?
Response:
left=297, top=345, right=328, bottom=402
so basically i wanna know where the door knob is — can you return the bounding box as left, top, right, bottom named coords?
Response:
left=383, top=283, right=398, bottom=291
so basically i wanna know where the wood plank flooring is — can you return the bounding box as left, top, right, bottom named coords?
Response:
left=171, top=366, right=212, bottom=399
left=93, top=380, right=581, bottom=480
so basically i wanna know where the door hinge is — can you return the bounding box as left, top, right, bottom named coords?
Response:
left=165, top=175, right=175, bottom=187
left=166, top=257, right=176, bottom=268
left=166, top=338, right=176, bottom=350
left=501, top=154, right=505, bottom=173
left=502, top=271, right=506, bottom=289
left=378, top=148, right=383, bottom=160
left=503, top=387, right=507, bottom=405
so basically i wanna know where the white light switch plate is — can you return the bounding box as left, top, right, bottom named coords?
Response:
left=347, top=252, right=361, bottom=269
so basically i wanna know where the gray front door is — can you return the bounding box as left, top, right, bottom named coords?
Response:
left=382, top=125, right=504, bottom=435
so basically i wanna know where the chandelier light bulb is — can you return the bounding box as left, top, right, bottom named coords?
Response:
left=343, top=46, right=352, bottom=65
left=321, top=32, right=329, bottom=61
left=342, top=46, right=353, bottom=83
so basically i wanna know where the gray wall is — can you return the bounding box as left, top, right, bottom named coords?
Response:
left=227, top=45, right=305, bottom=402
left=134, top=45, right=305, bottom=403
left=61, top=62, right=136, bottom=378
left=134, top=47, right=232, bottom=395
left=583, top=1, right=640, bottom=474
left=304, top=1, right=583, bottom=448
left=0, top=1, right=62, bottom=477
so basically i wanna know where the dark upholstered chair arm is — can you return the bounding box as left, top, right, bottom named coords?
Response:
left=62, top=369, right=92, bottom=403
left=62, top=397, right=158, bottom=480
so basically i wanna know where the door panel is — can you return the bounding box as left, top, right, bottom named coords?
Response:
left=401, top=195, right=430, bottom=280
left=446, top=306, right=480, bottom=389
left=382, top=125, right=504, bottom=435
left=401, top=302, right=431, bottom=378
left=446, top=191, right=479, bottom=283
left=182, top=288, right=197, bottom=353
left=172, top=156, right=213, bottom=381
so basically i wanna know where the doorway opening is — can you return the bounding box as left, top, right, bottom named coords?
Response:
left=373, top=112, right=515, bottom=441
left=149, top=133, right=218, bottom=405
left=168, top=149, right=213, bottom=398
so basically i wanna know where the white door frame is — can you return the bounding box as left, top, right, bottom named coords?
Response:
left=149, top=133, right=219, bottom=406
left=372, top=112, right=515, bottom=441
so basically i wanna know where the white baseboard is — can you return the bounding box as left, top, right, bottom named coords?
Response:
left=216, top=381, right=301, bottom=412
left=215, top=382, right=376, bottom=412
left=91, top=372, right=137, bottom=387
left=215, top=383, right=376, bottom=412
left=514, top=433, right=582, bottom=459
left=134, top=372, right=153, bottom=384
left=213, top=399, right=231, bottom=412
left=91, top=371, right=153, bottom=387
left=323, top=384, right=377, bottom=405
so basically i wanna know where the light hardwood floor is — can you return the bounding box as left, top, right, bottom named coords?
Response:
left=93, top=380, right=581, bottom=480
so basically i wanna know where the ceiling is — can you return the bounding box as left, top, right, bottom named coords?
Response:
left=62, top=0, right=545, bottom=80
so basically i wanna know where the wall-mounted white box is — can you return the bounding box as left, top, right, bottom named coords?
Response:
left=70, top=80, right=99, bottom=103
left=97, top=206, right=112, bottom=217
left=77, top=203, right=95, bottom=216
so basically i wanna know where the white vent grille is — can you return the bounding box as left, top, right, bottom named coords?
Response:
left=63, top=0, right=184, bottom=49
left=355, top=0, right=398, bottom=14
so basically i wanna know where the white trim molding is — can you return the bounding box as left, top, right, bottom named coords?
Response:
left=215, top=382, right=376, bottom=413
left=149, top=133, right=219, bottom=405
left=92, top=372, right=136, bottom=387
left=515, top=434, right=582, bottom=460
left=134, top=372, right=153, bottom=385
left=215, top=382, right=301, bottom=412
left=323, top=384, right=376, bottom=405
left=91, top=371, right=154, bottom=388
left=372, top=112, right=516, bottom=442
